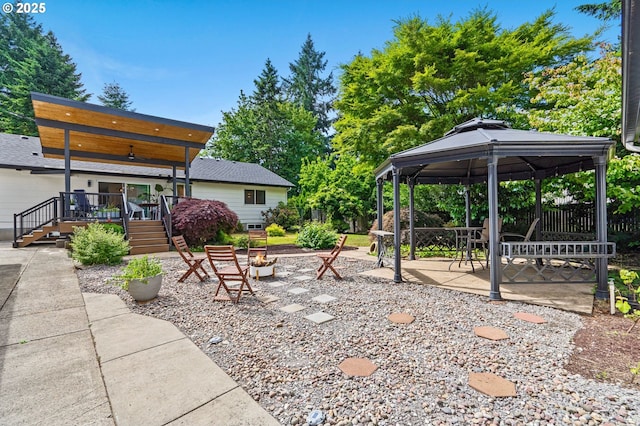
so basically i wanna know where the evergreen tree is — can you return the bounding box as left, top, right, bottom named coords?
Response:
left=205, top=60, right=324, bottom=188
left=0, top=12, right=88, bottom=135
left=283, top=34, right=336, bottom=136
left=97, top=81, right=134, bottom=111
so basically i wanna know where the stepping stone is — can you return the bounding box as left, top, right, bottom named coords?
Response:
left=298, top=268, right=315, bottom=273
left=514, top=312, right=546, bottom=324
left=293, top=275, right=314, bottom=281
left=304, top=311, right=335, bottom=324
left=278, top=271, right=293, bottom=277
left=338, top=357, right=378, bottom=377
left=312, top=294, right=337, bottom=303
left=267, top=281, right=287, bottom=288
left=468, top=372, right=516, bottom=397
left=387, top=313, right=415, bottom=324
left=256, top=295, right=280, bottom=304
left=288, top=287, right=309, bottom=295
left=280, top=304, right=306, bottom=313
left=474, top=326, right=509, bottom=341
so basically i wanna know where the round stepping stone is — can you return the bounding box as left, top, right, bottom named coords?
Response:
left=514, top=312, right=546, bottom=324
left=387, top=313, right=415, bottom=324
left=474, top=326, right=509, bottom=341
left=469, top=372, right=516, bottom=397
left=338, top=357, right=378, bottom=377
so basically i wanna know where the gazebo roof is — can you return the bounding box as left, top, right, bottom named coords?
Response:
left=31, top=92, right=214, bottom=170
left=374, top=118, right=614, bottom=185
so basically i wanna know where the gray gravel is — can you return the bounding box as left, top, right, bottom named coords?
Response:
left=77, top=255, right=640, bottom=425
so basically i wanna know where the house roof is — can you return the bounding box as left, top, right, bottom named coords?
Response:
left=0, top=133, right=294, bottom=188
left=375, top=118, right=614, bottom=184
left=31, top=92, right=214, bottom=169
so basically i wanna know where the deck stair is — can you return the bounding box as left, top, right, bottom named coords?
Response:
left=15, top=224, right=60, bottom=247
left=127, top=220, right=170, bottom=255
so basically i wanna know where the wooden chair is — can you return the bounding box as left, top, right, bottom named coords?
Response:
left=247, top=230, right=268, bottom=265
left=205, top=245, right=254, bottom=303
left=316, top=235, right=348, bottom=279
left=172, top=235, right=209, bottom=282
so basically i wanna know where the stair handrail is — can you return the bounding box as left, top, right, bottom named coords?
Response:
left=121, top=192, right=130, bottom=240
left=159, top=195, right=172, bottom=247
left=13, top=196, right=58, bottom=247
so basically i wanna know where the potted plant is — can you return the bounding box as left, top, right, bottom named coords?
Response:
left=112, top=255, right=164, bottom=302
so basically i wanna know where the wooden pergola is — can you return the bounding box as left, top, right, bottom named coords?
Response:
left=31, top=92, right=215, bottom=196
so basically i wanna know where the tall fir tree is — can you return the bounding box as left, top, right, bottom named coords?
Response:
left=0, top=12, right=88, bottom=135
left=97, top=82, right=134, bottom=111
left=205, top=59, right=324, bottom=188
left=283, top=34, right=336, bottom=136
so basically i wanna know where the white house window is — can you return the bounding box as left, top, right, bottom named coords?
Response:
left=245, top=189, right=265, bottom=204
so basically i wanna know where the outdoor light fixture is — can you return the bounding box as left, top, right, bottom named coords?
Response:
left=128, top=145, right=135, bottom=161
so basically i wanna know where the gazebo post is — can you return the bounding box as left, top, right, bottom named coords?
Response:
left=376, top=178, right=384, bottom=267
left=464, top=185, right=471, bottom=227
left=488, top=155, right=502, bottom=300
left=535, top=178, right=542, bottom=241
left=408, top=177, right=416, bottom=260
left=594, top=155, right=609, bottom=299
left=392, top=168, right=403, bottom=283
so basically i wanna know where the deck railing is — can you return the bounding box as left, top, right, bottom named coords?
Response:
left=13, top=197, right=58, bottom=246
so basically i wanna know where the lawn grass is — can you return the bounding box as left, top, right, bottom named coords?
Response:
left=232, top=232, right=371, bottom=247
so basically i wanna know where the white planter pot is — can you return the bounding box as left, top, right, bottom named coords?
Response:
left=127, top=274, right=162, bottom=302
left=250, top=264, right=275, bottom=279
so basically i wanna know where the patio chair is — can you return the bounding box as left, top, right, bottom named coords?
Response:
left=316, top=234, right=348, bottom=279
left=469, top=217, right=503, bottom=268
left=172, top=235, right=209, bottom=283
left=205, top=245, right=254, bottom=303
left=72, top=189, right=94, bottom=218
left=247, top=230, right=268, bottom=265
left=128, top=201, right=146, bottom=220
left=501, top=218, right=540, bottom=242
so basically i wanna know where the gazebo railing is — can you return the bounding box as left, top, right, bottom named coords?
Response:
left=401, top=227, right=457, bottom=255
left=500, top=241, right=616, bottom=284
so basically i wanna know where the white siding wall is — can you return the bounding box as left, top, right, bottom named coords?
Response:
left=1, top=168, right=289, bottom=239
left=192, top=182, right=288, bottom=228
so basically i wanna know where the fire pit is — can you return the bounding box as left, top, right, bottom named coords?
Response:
left=249, top=254, right=277, bottom=279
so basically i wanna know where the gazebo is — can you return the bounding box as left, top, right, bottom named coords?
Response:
left=374, top=118, right=615, bottom=300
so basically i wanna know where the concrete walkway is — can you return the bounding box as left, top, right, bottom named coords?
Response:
left=0, top=245, right=278, bottom=426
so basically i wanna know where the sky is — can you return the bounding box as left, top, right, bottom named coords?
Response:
left=27, top=0, right=620, bottom=128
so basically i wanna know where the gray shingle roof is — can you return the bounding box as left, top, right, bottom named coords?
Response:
left=0, top=133, right=294, bottom=188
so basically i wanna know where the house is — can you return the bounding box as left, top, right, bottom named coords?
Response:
left=0, top=132, right=294, bottom=241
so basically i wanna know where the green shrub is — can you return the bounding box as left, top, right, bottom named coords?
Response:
left=261, top=202, right=300, bottom=230
left=296, top=221, right=338, bottom=249
left=234, top=235, right=249, bottom=249
left=70, top=222, right=130, bottom=265
left=101, top=223, right=124, bottom=235
left=266, top=223, right=286, bottom=237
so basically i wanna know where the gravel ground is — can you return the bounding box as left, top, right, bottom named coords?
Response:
left=78, top=255, right=640, bottom=426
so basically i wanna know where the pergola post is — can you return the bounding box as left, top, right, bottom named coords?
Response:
left=594, top=155, right=609, bottom=299
left=408, top=177, right=416, bottom=260
left=488, top=155, right=502, bottom=300
left=392, top=168, right=402, bottom=283
left=184, top=147, right=191, bottom=197
left=64, top=129, right=71, bottom=194
left=172, top=165, right=177, bottom=199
